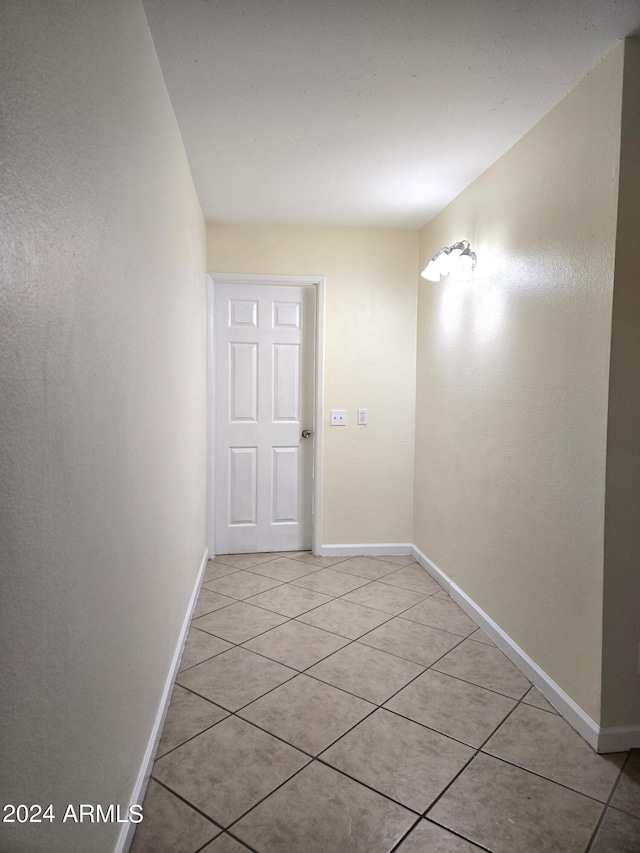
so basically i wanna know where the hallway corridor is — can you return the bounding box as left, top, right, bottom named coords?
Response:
left=131, top=553, right=640, bottom=852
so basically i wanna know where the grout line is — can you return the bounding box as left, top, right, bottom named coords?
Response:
left=583, top=750, right=632, bottom=852
left=150, top=777, right=225, bottom=831
left=387, top=816, right=424, bottom=853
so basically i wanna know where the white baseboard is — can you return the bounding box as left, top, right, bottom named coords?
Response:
left=319, top=543, right=413, bottom=557
left=598, top=725, right=640, bottom=753
left=115, top=547, right=209, bottom=853
left=411, top=545, right=640, bottom=754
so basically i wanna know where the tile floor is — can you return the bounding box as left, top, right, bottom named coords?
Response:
left=131, top=552, right=640, bottom=853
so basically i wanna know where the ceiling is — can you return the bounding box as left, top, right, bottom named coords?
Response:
left=143, top=0, right=640, bottom=229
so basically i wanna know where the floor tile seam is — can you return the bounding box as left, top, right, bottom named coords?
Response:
left=234, top=692, right=381, bottom=760
left=427, top=663, right=531, bottom=702
left=192, top=600, right=244, bottom=621
left=335, top=589, right=433, bottom=617
left=388, top=815, right=424, bottom=853
left=223, top=758, right=314, bottom=834
left=356, top=627, right=468, bottom=669
left=420, top=818, right=495, bottom=853
left=201, top=570, right=243, bottom=585
left=230, top=709, right=323, bottom=760
left=221, top=754, right=423, bottom=839
left=242, top=566, right=320, bottom=582
left=237, top=636, right=349, bottom=671
left=376, top=577, right=445, bottom=594
left=148, top=775, right=226, bottom=833
left=154, top=716, right=230, bottom=761
left=288, top=576, right=370, bottom=594
left=303, top=646, right=430, bottom=709
left=421, top=814, right=494, bottom=852
left=175, top=662, right=299, bottom=714
left=474, top=748, right=613, bottom=807
left=214, top=830, right=261, bottom=853
left=389, top=615, right=475, bottom=642
left=331, top=566, right=407, bottom=582
left=584, top=750, right=635, bottom=852
left=381, top=705, right=486, bottom=752
left=293, top=604, right=399, bottom=640
left=178, top=645, right=234, bottom=673
left=263, top=553, right=352, bottom=570
left=240, top=589, right=342, bottom=620
left=202, top=580, right=286, bottom=600
left=192, top=611, right=296, bottom=645
left=399, top=614, right=476, bottom=638
left=312, top=754, right=425, bottom=816
left=212, top=555, right=280, bottom=570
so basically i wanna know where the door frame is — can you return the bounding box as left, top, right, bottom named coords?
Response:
left=207, top=272, right=325, bottom=556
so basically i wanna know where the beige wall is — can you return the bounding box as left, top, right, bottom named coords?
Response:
left=208, top=225, right=418, bottom=546
left=414, top=45, right=625, bottom=723
left=0, top=2, right=207, bottom=851
left=602, top=39, right=640, bottom=728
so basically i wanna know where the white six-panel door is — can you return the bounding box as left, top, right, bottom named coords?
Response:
left=214, top=283, right=315, bottom=554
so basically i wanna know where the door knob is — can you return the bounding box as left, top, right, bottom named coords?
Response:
left=301, top=429, right=312, bottom=439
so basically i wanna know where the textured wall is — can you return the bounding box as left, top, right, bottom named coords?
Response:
left=414, top=46, right=624, bottom=723
left=0, top=2, right=207, bottom=851
left=207, top=225, right=418, bottom=547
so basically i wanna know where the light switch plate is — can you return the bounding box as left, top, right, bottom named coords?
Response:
left=330, top=409, right=347, bottom=426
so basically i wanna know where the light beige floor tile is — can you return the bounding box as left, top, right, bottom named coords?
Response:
left=428, top=753, right=603, bottom=853
left=281, top=552, right=350, bottom=568
left=372, top=555, right=417, bottom=567
left=242, top=620, right=349, bottom=670
left=244, top=556, right=321, bottom=581
left=203, top=569, right=282, bottom=600
left=521, top=685, right=558, bottom=714
left=395, top=820, right=484, bottom=852
left=177, top=646, right=296, bottom=711
left=203, top=561, right=240, bottom=583
left=307, top=641, right=424, bottom=704
left=468, top=627, right=495, bottom=646
left=178, top=628, right=233, bottom=672
left=379, top=564, right=443, bottom=594
left=212, top=553, right=277, bottom=569
left=342, top=581, right=429, bottom=615
left=200, top=835, right=252, bottom=853
left=359, top=617, right=462, bottom=668
left=130, top=780, right=219, bottom=853
left=238, top=674, right=375, bottom=755
left=291, top=567, right=371, bottom=595
left=402, top=597, right=478, bottom=636
left=385, top=669, right=516, bottom=747
left=333, top=556, right=403, bottom=580
left=154, top=716, right=308, bottom=828
left=611, top=750, right=640, bottom=818
left=192, top=601, right=288, bottom=644
left=192, top=589, right=236, bottom=619
left=322, top=708, right=473, bottom=812
left=484, top=703, right=625, bottom=802
left=590, top=806, right=640, bottom=853
left=296, top=598, right=391, bottom=639
left=156, top=685, right=228, bottom=757
left=433, top=639, right=531, bottom=699
left=233, top=761, right=415, bottom=853
left=245, top=583, right=332, bottom=617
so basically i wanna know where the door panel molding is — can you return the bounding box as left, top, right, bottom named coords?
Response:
left=207, top=273, right=324, bottom=556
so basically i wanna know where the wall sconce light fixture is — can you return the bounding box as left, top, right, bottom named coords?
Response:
left=421, top=240, right=477, bottom=282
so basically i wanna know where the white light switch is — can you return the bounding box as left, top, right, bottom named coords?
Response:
left=357, top=408, right=368, bottom=425
left=330, top=409, right=347, bottom=426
